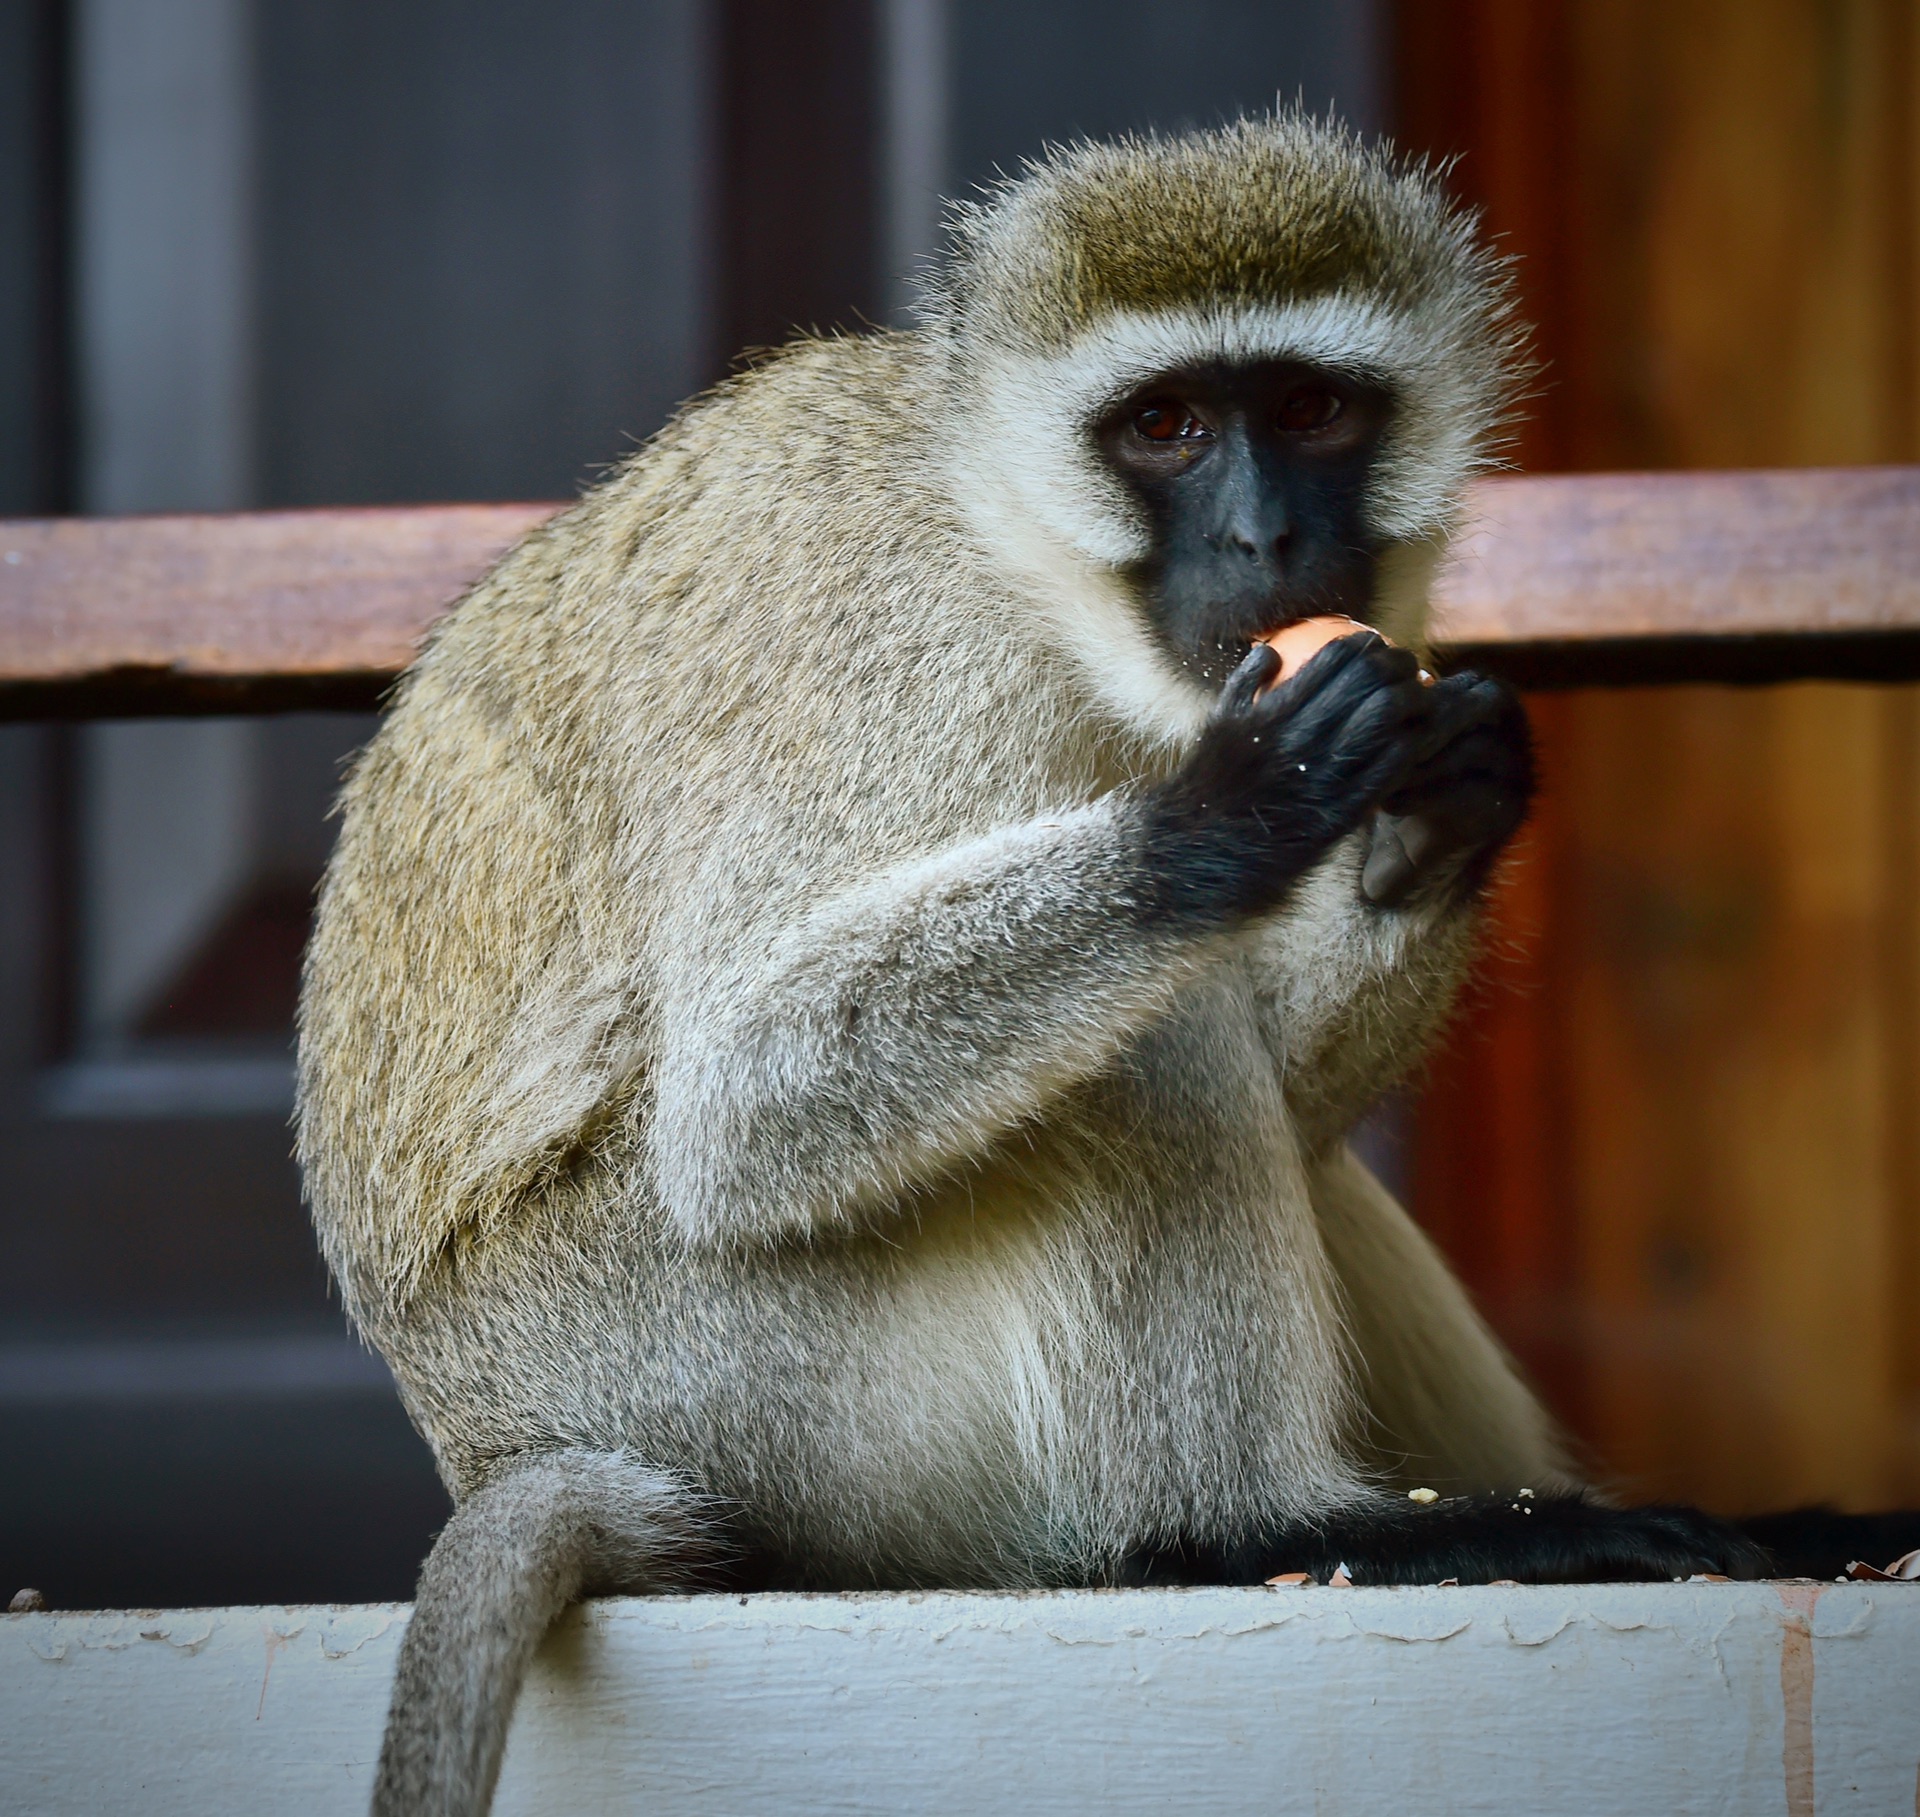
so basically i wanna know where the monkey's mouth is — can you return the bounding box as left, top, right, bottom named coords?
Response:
left=1245, top=612, right=1308, bottom=646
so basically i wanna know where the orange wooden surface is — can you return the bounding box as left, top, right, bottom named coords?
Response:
left=1398, top=0, right=1920, bottom=1512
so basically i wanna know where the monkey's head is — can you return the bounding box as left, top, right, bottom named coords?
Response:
left=929, top=115, right=1524, bottom=741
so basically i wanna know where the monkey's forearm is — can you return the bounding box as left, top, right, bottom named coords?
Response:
left=1253, top=838, right=1480, bottom=1151
left=650, top=803, right=1217, bottom=1248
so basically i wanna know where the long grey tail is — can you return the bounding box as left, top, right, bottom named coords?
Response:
left=371, top=1449, right=708, bottom=1817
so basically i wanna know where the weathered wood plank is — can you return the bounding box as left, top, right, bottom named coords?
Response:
left=1434, top=466, right=1920, bottom=686
left=0, top=502, right=555, bottom=717
left=4, top=1584, right=1916, bottom=1813
left=1, top=467, right=1916, bottom=717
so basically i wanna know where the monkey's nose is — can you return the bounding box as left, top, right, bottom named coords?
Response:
left=1221, top=524, right=1289, bottom=563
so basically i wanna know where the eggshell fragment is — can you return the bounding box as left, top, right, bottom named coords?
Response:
left=1264, top=1571, right=1312, bottom=1587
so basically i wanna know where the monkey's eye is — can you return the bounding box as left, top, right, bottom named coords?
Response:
left=1275, top=385, right=1344, bottom=433
left=1131, top=402, right=1209, bottom=443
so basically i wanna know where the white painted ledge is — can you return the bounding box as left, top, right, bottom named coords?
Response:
left=5, top=1584, right=1918, bottom=1814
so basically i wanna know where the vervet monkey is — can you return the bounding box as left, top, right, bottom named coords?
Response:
left=299, top=116, right=1769, bottom=1816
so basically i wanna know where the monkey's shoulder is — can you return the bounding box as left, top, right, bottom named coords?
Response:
left=354, top=333, right=1104, bottom=877
left=402, top=334, right=989, bottom=713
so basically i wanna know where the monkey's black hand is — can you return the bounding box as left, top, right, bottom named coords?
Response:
left=1122, top=1493, right=1771, bottom=1588
left=1139, top=634, right=1434, bottom=927
left=1359, top=669, right=1534, bottom=908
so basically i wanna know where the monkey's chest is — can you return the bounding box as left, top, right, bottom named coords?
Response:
left=761, top=981, right=1351, bottom=1567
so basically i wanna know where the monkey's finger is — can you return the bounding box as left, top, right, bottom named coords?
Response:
left=1327, top=661, right=1438, bottom=759
left=1391, top=721, right=1528, bottom=793
left=1262, top=635, right=1423, bottom=746
left=1411, top=671, right=1517, bottom=764
left=1387, top=719, right=1534, bottom=818
left=1218, top=642, right=1281, bottom=717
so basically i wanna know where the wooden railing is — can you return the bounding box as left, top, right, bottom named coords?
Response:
left=2, top=466, right=1918, bottom=717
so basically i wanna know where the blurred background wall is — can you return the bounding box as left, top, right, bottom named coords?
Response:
left=0, top=0, right=1913, bottom=1611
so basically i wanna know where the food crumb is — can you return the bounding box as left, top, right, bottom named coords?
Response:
left=1408, top=1487, right=1439, bottom=1505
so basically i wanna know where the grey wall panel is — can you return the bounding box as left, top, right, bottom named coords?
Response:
left=255, top=0, right=709, bottom=506
left=75, top=0, right=254, bottom=514
left=947, top=0, right=1379, bottom=200
left=0, top=0, right=69, bottom=516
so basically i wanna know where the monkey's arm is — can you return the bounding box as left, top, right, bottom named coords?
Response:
left=1253, top=670, right=1532, bottom=1150
left=1251, top=843, right=1481, bottom=1152
left=650, top=805, right=1217, bottom=1248
left=651, top=637, right=1432, bottom=1249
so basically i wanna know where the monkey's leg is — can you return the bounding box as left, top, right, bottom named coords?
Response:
left=1309, top=1146, right=1573, bottom=1497
left=1124, top=1491, right=1769, bottom=1587
left=373, top=1451, right=709, bottom=1817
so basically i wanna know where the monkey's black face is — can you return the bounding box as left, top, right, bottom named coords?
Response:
left=1095, top=359, right=1393, bottom=689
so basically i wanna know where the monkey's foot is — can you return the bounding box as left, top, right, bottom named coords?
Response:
left=1121, top=1492, right=1769, bottom=1587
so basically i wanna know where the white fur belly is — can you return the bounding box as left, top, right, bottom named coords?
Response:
left=794, top=1166, right=1103, bottom=1584
left=792, top=984, right=1368, bottom=1580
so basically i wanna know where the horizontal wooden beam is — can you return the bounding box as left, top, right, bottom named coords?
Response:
left=6, top=1584, right=1918, bottom=1813
left=1, top=465, right=1916, bottom=717
left=0, top=502, right=554, bottom=718
left=1432, top=465, right=1920, bottom=686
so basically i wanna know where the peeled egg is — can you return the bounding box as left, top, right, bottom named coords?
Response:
left=1253, top=616, right=1435, bottom=689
